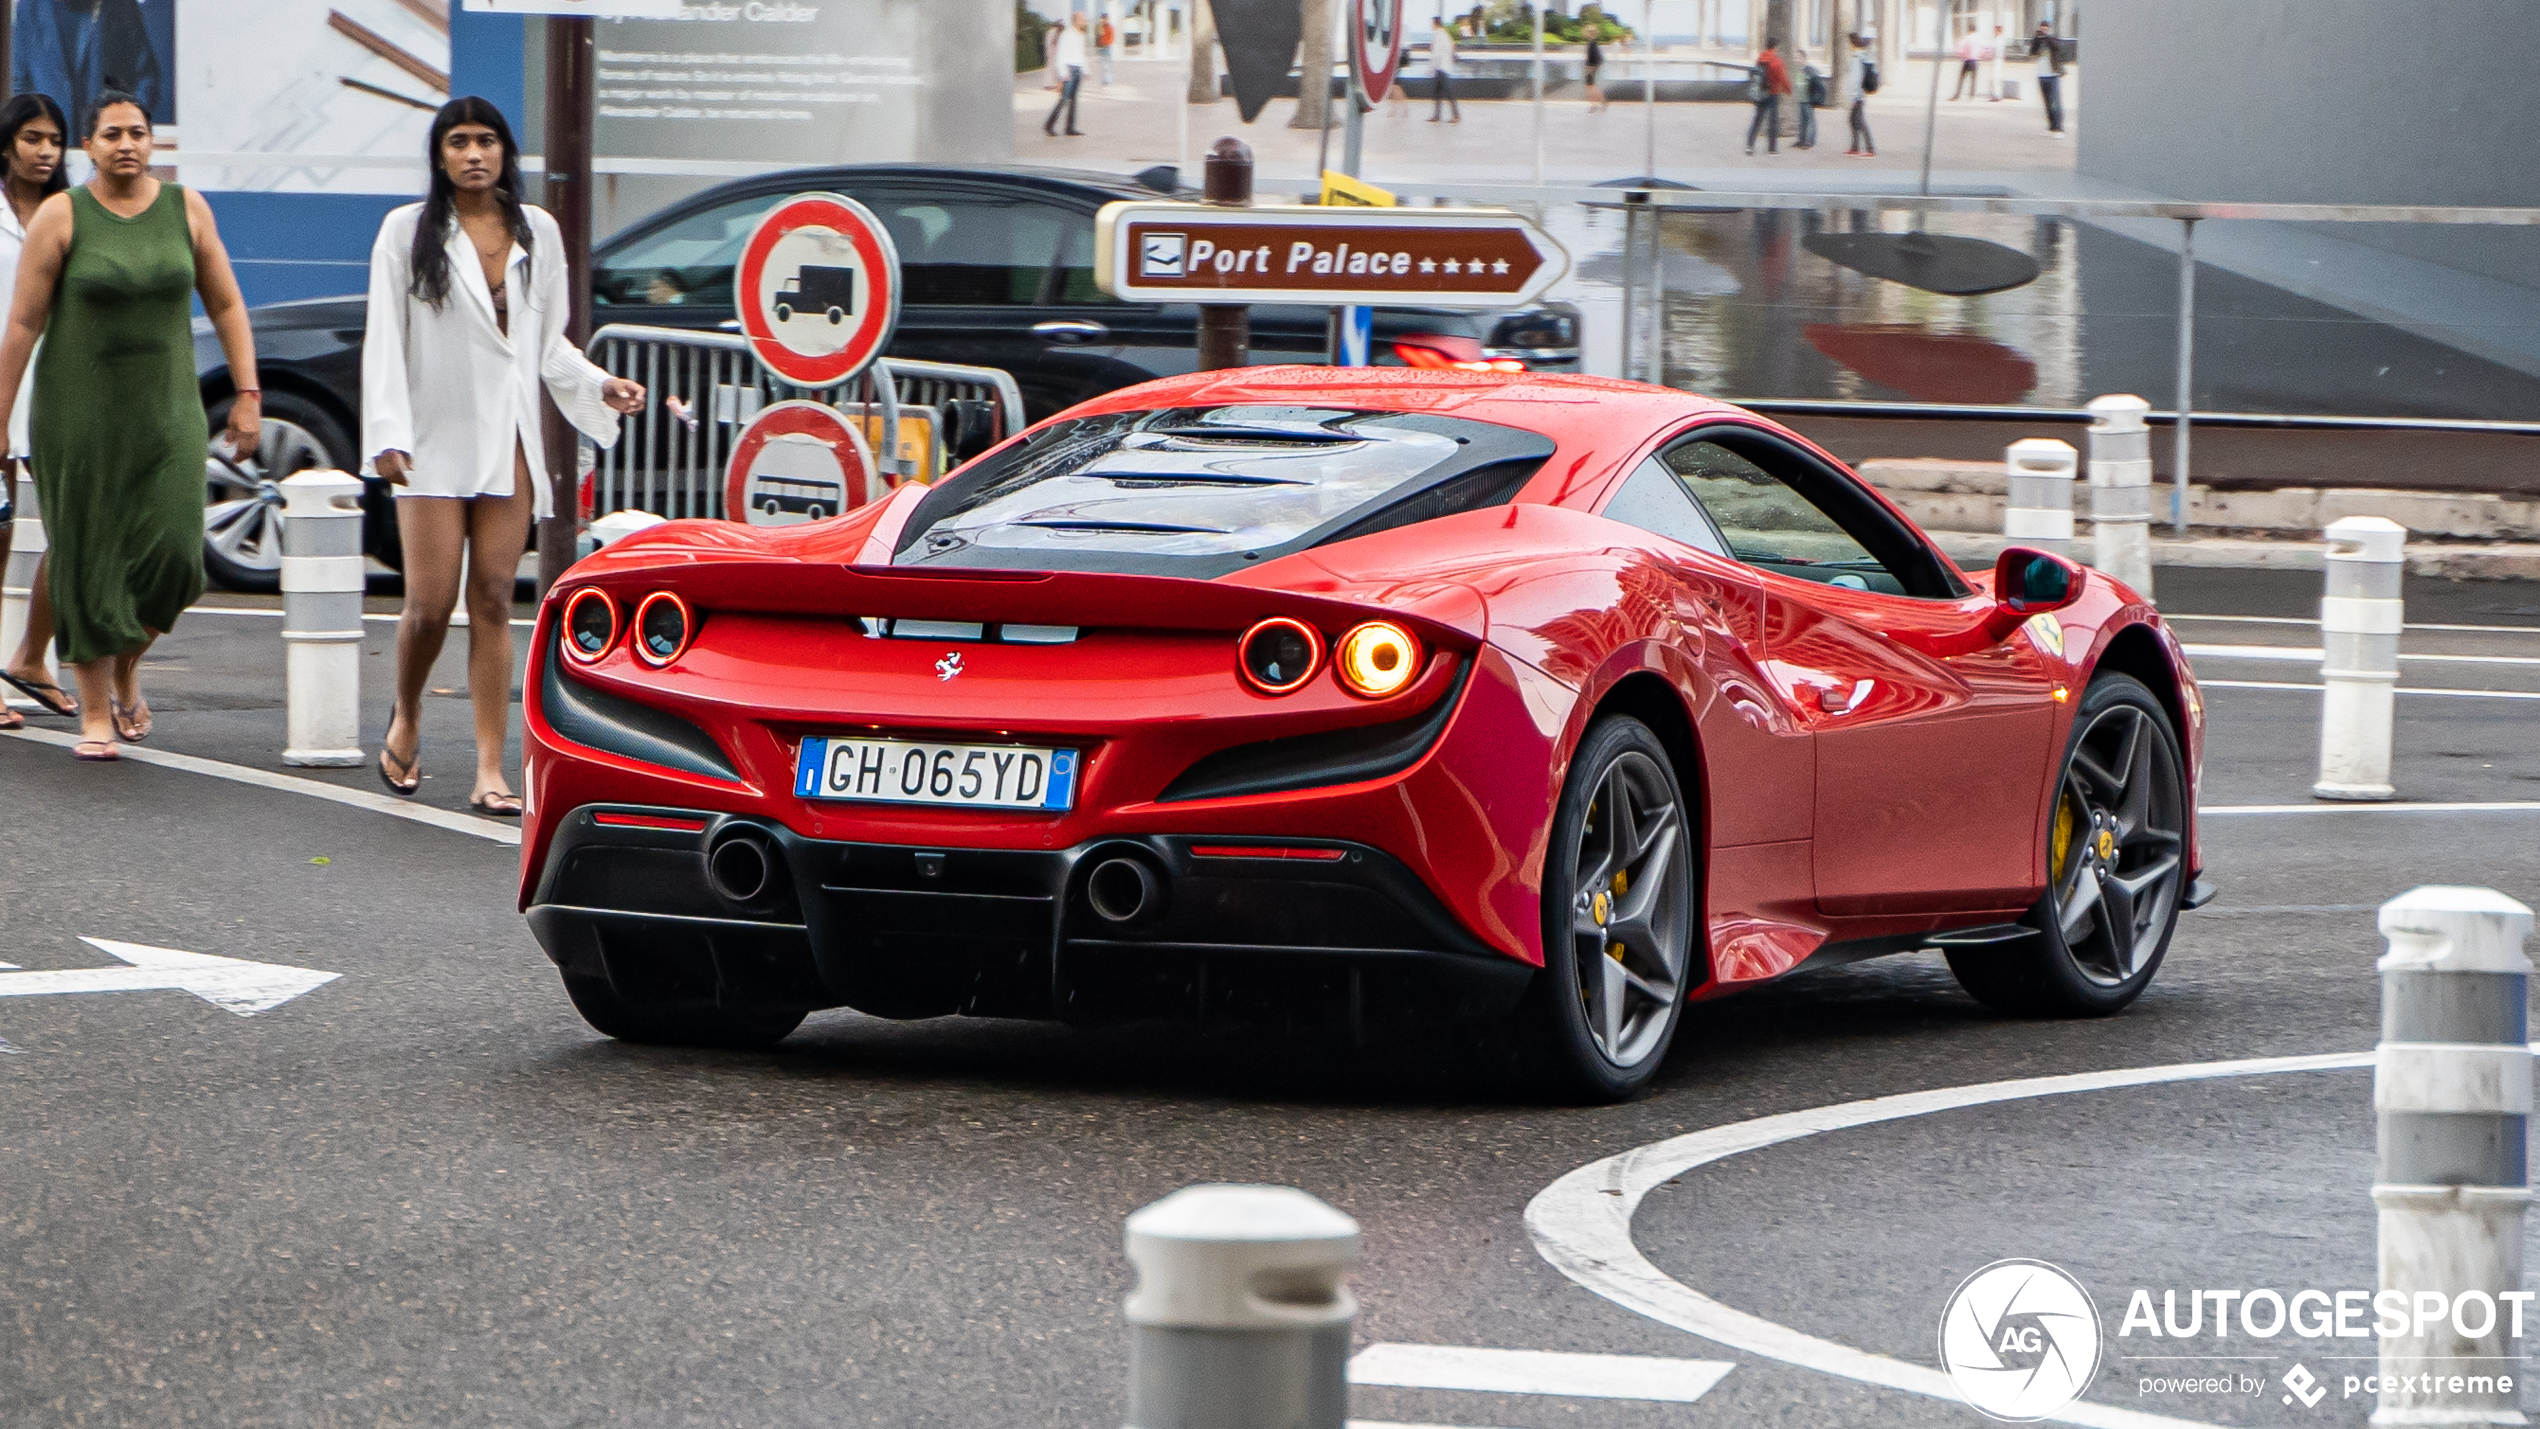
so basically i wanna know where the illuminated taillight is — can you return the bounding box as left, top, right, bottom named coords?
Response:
left=632, top=592, right=693, bottom=667
left=563, top=587, right=617, bottom=663
left=1239, top=616, right=1323, bottom=695
left=1335, top=621, right=1419, bottom=698
left=1393, top=338, right=1526, bottom=373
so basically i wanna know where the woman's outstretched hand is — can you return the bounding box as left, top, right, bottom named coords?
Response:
left=602, top=377, right=646, bottom=415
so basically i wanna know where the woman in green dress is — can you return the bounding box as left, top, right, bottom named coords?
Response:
left=0, top=90, right=262, bottom=760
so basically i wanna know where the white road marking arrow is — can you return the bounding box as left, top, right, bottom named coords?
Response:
left=0, top=938, right=340, bottom=1016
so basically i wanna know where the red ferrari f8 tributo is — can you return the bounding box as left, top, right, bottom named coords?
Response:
left=520, top=368, right=2208, bottom=1100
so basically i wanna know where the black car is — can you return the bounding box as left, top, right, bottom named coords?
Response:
left=191, top=164, right=1582, bottom=591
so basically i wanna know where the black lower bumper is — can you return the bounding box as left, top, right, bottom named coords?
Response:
left=528, top=805, right=1534, bottom=1035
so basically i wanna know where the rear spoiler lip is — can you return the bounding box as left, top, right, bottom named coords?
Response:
left=550, top=559, right=1486, bottom=649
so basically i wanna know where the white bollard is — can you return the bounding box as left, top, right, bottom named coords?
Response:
left=1124, top=1184, right=1359, bottom=1429
left=590, top=509, right=668, bottom=548
left=2372, top=886, right=2534, bottom=1428
left=2086, top=394, right=2156, bottom=599
left=2315, top=515, right=2405, bottom=802
left=1, top=471, right=58, bottom=707
left=2002, top=438, right=2077, bottom=557
left=280, top=471, right=367, bottom=767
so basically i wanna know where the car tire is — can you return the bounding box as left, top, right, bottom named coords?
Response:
left=201, top=391, right=360, bottom=593
left=1946, top=673, right=2188, bottom=1017
left=559, top=973, right=806, bottom=1050
left=1517, top=715, right=1698, bottom=1103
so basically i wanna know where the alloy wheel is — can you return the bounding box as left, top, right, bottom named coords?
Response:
left=2048, top=702, right=2185, bottom=985
left=1568, top=750, right=1693, bottom=1068
left=203, top=417, right=336, bottom=580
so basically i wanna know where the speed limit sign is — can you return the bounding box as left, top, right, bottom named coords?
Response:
left=1351, top=0, right=1405, bottom=107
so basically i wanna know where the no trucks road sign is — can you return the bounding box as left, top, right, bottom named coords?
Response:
left=1093, top=201, right=1569, bottom=308
left=725, top=400, right=879, bottom=528
left=1352, top=0, right=1406, bottom=106
left=735, top=192, right=902, bottom=389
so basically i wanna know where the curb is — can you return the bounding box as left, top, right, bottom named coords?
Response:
left=1928, top=530, right=2540, bottom=580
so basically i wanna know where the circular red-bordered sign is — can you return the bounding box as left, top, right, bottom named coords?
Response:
left=1352, top=0, right=1405, bottom=106
left=734, top=192, right=902, bottom=389
left=724, top=400, right=880, bottom=528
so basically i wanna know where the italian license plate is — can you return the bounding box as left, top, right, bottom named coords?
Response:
left=794, top=737, right=1079, bottom=811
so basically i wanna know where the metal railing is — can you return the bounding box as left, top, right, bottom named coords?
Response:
left=585, top=326, right=1023, bottom=523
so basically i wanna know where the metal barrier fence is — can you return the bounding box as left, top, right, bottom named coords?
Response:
left=585, top=325, right=1024, bottom=523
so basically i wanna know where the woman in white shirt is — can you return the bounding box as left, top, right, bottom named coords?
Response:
left=362, top=97, right=643, bottom=814
left=0, top=93, right=69, bottom=728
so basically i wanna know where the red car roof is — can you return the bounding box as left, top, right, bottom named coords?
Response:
left=1062, top=366, right=1750, bottom=449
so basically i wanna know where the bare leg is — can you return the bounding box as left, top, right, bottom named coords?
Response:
left=108, top=634, right=158, bottom=739
left=461, top=461, right=534, bottom=806
left=4, top=553, right=69, bottom=712
left=389, top=495, right=468, bottom=785
left=70, top=654, right=114, bottom=748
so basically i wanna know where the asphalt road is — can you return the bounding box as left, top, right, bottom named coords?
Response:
left=4, top=566, right=2537, bottom=1428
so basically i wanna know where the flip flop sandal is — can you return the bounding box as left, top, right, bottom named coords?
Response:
left=1, top=670, right=77, bottom=717
left=73, top=739, right=118, bottom=762
left=469, top=792, right=524, bottom=818
left=378, top=728, right=421, bottom=797
left=0, top=708, right=22, bottom=731
left=109, top=698, right=152, bottom=743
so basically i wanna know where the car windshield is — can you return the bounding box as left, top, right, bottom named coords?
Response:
left=892, top=405, right=1555, bottom=578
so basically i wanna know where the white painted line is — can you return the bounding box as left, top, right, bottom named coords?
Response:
left=0, top=937, right=339, bottom=1015
left=2184, top=642, right=2540, bottom=667
left=0, top=727, right=519, bottom=845
left=1348, top=1345, right=1733, bottom=1404
left=2203, top=800, right=2540, bottom=815
left=2198, top=678, right=2540, bottom=701
left=2167, top=613, right=2540, bottom=635
left=1525, top=1049, right=2373, bottom=1429
left=189, top=605, right=536, bottom=629
left=1348, top=1423, right=1516, bottom=1429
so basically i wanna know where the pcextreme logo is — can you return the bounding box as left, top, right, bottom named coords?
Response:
left=1938, top=1259, right=2103, bottom=1421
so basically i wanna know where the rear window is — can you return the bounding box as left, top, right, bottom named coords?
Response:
left=892, top=406, right=1555, bottom=578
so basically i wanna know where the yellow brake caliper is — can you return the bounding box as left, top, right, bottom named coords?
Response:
left=2051, top=793, right=2077, bottom=882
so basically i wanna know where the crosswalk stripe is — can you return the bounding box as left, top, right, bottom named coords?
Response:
left=1348, top=1344, right=1734, bottom=1403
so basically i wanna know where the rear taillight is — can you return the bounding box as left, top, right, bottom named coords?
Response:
left=1335, top=621, right=1420, bottom=698
left=1239, top=616, right=1323, bottom=695
left=563, top=588, right=617, bottom=663
left=633, top=592, right=694, bottom=667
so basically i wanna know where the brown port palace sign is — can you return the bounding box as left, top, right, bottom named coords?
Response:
left=1092, top=201, right=1570, bottom=308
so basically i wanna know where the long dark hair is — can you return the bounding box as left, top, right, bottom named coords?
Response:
left=410, top=96, right=531, bottom=311
left=0, top=93, right=70, bottom=199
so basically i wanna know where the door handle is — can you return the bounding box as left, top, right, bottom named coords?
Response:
left=1032, top=320, right=1110, bottom=345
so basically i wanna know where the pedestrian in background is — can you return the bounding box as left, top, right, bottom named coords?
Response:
left=2033, top=23, right=2066, bottom=137
left=1795, top=49, right=1822, bottom=149
left=1045, top=14, right=1087, bottom=136
left=1428, top=18, right=1460, bottom=123
left=1096, top=10, right=1116, bottom=85
left=361, top=98, right=643, bottom=814
left=0, top=91, right=261, bottom=761
left=1844, top=26, right=1877, bottom=156
left=1745, top=40, right=1787, bottom=155
left=1583, top=30, right=1607, bottom=112
left=1985, top=23, right=2006, bottom=100
left=1949, top=27, right=1981, bottom=99
left=0, top=92, right=70, bottom=728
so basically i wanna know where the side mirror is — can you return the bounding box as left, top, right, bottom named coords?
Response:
left=1899, top=547, right=2086, bottom=659
left=1995, top=546, right=2084, bottom=616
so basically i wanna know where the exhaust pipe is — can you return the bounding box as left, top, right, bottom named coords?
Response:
left=706, top=826, right=780, bottom=906
left=1086, top=856, right=1165, bottom=925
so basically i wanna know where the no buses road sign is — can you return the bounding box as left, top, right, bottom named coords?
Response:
left=1093, top=201, right=1569, bottom=308
left=1352, top=0, right=1406, bottom=106
left=725, top=400, right=880, bottom=528
left=734, top=192, right=902, bottom=390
